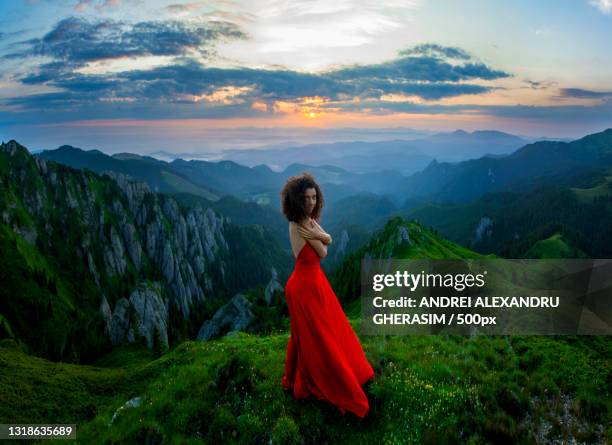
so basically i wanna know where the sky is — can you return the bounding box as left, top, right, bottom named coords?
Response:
left=0, top=0, right=611, bottom=155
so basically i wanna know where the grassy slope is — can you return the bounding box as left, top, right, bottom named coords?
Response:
left=1, top=331, right=609, bottom=445
left=571, top=168, right=612, bottom=205
left=0, top=217, right=610, bottom=444
left=523, top=233, right=589, bottom=259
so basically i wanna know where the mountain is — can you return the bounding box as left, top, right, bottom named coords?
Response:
left=2, top=199, right=610, bottom=444
left=38, top=145, right=221, bottom=201
left=398, top=128, right=612, bottom=205
left=36, top=144, right=421, bottom=267
left=0, top=140, right=292, bottom=363
left=401, top=171, right=612, bottom=258
left=522, top=233, right=589, bottom=259
left=324, top=192, right=398, bottom=234
left=215, top=140, right=433, bottom=174
left=169, top=157, right=281, bottom=204
left=170, top=158, right=410, bottom=207
left=408, top=129, right=528, bottom=161
left=305, top=192, right=401, bottom=274
left=172, top=193, right=288, bottom=247
left=215, top=130, right=527, bottom=173
left=38, top=145, right=410, bottom=206
left=330, top=216, right=490, bottom=305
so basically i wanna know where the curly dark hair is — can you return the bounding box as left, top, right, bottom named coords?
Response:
left=280, top=172, right=325, bottom=223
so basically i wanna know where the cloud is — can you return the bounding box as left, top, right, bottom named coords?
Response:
left=559, top=88, right=612, bottom=99
left=481, top=102, right=612, bottom=124
left=317, top=97, right=612, bottom=127
left=8, top=42, right=508, bottom=108
left=333, top=43, right=508, bottom=84
left=4, top=16, right=246, bottom=63
left=523, top=79, right=556, bottom=90
left=589, top=0, right=612, bottom=13
left=331, top=56, right=508, bottom=84
left=74, top=0, right=125, bottom=12
left=221, top=0, right=420, bottom=64
left=165, top=2, right=207, bottom=14
left=399, top=43, right=471, bottom=60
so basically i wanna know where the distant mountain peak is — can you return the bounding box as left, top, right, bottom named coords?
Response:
left=253, top=163, right=274, bottom=173
left=112, top=153, right=144, bottom=161
left=56, top=144, right=86, bottom=153
left=575, top=127, right=612, bottom=142
left=1, top=140, right=31, bottom=159
left=55, top=145, right=106, bottom=156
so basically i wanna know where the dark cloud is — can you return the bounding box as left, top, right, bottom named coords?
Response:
left=331, top=50, right=508, bottom=84
left=113, top=43, right=509, bottom=102
left=399, top=43, right=471, bottom=60
left=3, top=39, right=513, bottom=120
left=476, top=102, right=612, bottom=123
left=165, top=3, right=204, bottom=13
left=12, top=57, right=500, bottom=108
left=4, top=16, right=245, bottom=62
left=6, top=87, right=612, bottom=129
left=3, top=91, right=266, bottom=124
left=316, top=98, right=612, bottom=128
left=558, top=88, right=612, bottom=99
left=523, top=79, right=556, bottom=90
left=0, top=29, right=30, bottom=44
left=21, top=61, right=78, bottom=84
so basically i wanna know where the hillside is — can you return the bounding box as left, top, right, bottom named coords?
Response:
left=402, top=177, right=612, bottom=259
left=1, top=317, right=609, bottom=443
left=523, top=234, right=589, bottom=259
left=330, top=216, right=492, bottom=307
left=0, top=140, right=292, bottom=363
left=1, top=146, right=610, bottom=443
left=39, top=146, right=221, bottom=201
left=399, top=128, right=612, bottom=205
left=0, top=212, right=610, bottom=443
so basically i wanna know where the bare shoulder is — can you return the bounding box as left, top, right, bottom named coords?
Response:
left=289, top=220, right=305, bottom=231
left=288, top=221, right=299, bottom=240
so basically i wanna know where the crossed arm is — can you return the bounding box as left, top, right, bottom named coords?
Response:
left=294, top=218, right=333, bottom=258
left=298, top=218, right=332, bottom=245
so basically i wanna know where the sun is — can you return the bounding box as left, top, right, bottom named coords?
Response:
left=308, top=111, right=317, bottom=118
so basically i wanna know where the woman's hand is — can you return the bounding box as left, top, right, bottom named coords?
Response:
left=311, top=219, right=332, bottom=245
left=298, top=219, right=332, bottom=245
left=312, top=219, right=332, bottom=245
left=297, top=222, right=318, bottom=240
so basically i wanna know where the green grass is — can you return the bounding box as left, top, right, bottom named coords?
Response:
left=1, top=329, right=609, bottom=445
left=523, top=233, right=589, bottom=259
left=571, top=168, right=612, bottom=205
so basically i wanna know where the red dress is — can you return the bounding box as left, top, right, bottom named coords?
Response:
left=281, top=241, right=375, bottom=418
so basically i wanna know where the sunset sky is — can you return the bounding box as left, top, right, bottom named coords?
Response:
left=1, top=0, right=612, bottom=155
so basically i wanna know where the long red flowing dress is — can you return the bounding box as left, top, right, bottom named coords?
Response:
left=281, top=241, right=375, bottom=418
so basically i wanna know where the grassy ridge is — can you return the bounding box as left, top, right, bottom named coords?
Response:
left=1, top=330, right=609, bottom=444
left=1, top=210, right=610, bottom=444
left=523, top=233, right=589, bottom=259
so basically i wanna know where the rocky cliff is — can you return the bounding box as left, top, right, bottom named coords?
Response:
left=0, top=140, right=291, bottom=362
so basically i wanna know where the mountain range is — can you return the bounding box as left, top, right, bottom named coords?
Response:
left=35, top=127, right=612, bottom=273
left=0, top=140, right=291, bottom=362
left=213, top=129, right=529, bottom=173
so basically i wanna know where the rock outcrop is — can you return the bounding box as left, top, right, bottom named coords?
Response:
left=196, top=294, right=254, bottom=341
left=0, top=140, right=290, bottom=355
left=264, top=267, right=284, bottom=305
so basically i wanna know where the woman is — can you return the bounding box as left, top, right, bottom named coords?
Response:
left=280, top=172, right=375, bottom=418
